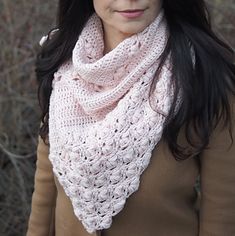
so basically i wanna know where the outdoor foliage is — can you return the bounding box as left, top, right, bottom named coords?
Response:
left=0, top=1, right=234, bottom=235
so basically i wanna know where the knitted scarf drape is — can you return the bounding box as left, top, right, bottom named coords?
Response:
left=48, top=10, right=174, bottom=234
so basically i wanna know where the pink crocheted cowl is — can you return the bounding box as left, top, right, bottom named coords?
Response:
left=48, top=10, right=174, bottom=234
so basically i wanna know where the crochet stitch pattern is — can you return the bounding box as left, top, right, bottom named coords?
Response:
left=48, top=10, right=174, bottom=234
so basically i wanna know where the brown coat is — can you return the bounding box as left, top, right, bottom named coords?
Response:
left=26, top=107, right=235, bottom=236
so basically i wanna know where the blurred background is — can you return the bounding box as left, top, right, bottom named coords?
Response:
left=0, top=0, right=234, bottom=235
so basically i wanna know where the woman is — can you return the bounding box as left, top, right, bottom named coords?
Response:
left=27, top=0, right=235, bottom=235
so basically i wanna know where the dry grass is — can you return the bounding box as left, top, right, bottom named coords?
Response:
left=0, top=1, right=234, bottom=235
left=208, top=0, right=235, bottom=49
left=0, top=1, right=56, bottom=235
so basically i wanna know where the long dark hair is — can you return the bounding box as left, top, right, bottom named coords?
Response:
left=36, top=0, right=235, bottom=160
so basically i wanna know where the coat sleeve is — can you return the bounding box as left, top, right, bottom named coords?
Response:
left=26, top=136, right=57, bottom=236
left=199, top=100, right=235, bottom=235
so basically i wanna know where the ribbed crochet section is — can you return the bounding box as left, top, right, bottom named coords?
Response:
left=48, top=10, right=174, bottom=234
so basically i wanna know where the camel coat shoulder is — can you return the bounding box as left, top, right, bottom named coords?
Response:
left=26, top=103, right=235, bottom=236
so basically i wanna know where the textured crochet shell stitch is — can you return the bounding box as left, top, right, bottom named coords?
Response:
left=48, top=10, right=174, bottom=234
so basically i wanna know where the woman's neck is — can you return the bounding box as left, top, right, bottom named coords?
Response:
left=102, top=23, right=132, bottom=54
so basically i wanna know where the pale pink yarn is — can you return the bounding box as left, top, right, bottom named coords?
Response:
left=48, top=10, right=174, bottom=234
